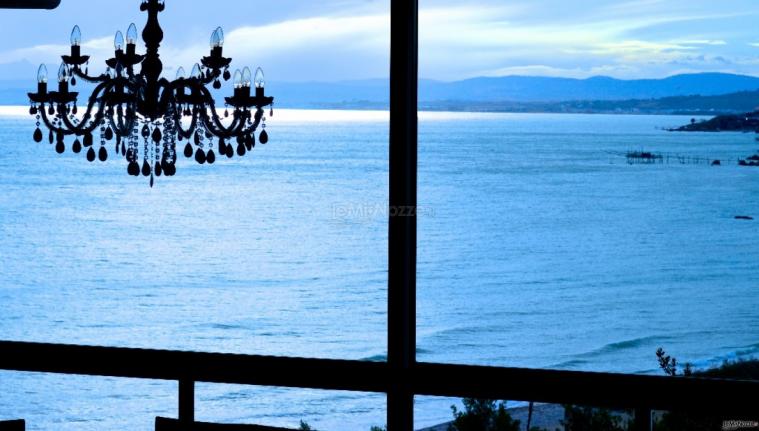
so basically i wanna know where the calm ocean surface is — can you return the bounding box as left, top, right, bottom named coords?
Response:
left=0, top=109, right=758, bottom=430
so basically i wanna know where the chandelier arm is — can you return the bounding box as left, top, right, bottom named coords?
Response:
left=71, top=67, right=109, bottom=84
left=159, top=80, right=197, bottom=139
left=40, top=99, right=105, bottom=136
left=57, top=81, right=115, bottom=134
left=55, top=101, right=106, bottom=136
left=238, top=108, right=264, bottom=136
left=161, top=76, right=238, bottom=138
left=200, top=106, right=243, bottom=138
left=39, top=107, right=72, bottom=135
left=194, top=85, right=243, bottom=137
left=110, top=78, right=142, bottom=136
left=109, top=106, right=136, bottom=137
left=112, top=107, right=127, bottom=135
left=173, top=106, right=200, bottom=139
left=198, top=109, right=240, bottom=139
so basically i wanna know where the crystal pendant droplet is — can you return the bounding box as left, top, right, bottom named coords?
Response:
left=99, top=146, right=108, bottom=162
left=195, top=148, right=206, bottom=164
left=33, top=128, right=43, bottom=143
left=142, top=160, right=151, bottom=176
left=206, top=149, right=216, bottom=164
left=184, top=142, right=193, bottom=158
left=128, top=161, right=139, bottom=176
left=55, top=140, right=65, bottom=154
left=152, top=127, right=161, bottom=143
left=259, top=129, right=269, bottom=144
left=86, top=147, right=96, bottom=162
left=72, top=139, right=82, bottom=153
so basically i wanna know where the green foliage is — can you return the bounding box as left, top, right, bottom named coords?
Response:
left=697, top=357, right=759, bottom=380
left=652, top=348, right=759, bottom=431
left=561, top=406, right=628, bottom=431
left=448, top=398, right=520, bottom=431
left=443, top=353, right=759, bottom=431
left=653, top=410, right=722, bottom=431
left=656, top=348, right=692, bottom=377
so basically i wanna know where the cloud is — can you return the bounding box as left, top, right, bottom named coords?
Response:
left=0, top=36, right=115, bottom=72
left=677, top=40, right=727, bottom=46
left=0, top=1, right=756, bottom=81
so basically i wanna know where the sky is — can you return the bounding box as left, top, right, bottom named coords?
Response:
left=0, top=0, right=759, bottom=82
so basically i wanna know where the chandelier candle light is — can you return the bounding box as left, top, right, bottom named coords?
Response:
left=28, top=0, right=274, bottom=187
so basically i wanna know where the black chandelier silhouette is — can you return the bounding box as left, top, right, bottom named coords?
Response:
left=27, top=0, right=274, bottom=186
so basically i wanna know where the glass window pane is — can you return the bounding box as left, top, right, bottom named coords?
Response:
left=0, top=0, right=390, bottom=429
left=417, top=0, right=759, bottom=378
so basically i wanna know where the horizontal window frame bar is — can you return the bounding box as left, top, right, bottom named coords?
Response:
left=0, top=0, right=60, bottom=9
left=1, top=340, right=757, bottom=417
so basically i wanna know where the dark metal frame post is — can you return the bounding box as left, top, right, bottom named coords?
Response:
left=387, top=0, right=418, bottom=430
left=178, top=379, right=195, bottom=426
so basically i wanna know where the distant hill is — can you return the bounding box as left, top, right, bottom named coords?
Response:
left=263, top=73, right=759, bottom=108
left=2, top=72, right=759, bottom=113
left=422, top=90, right=759, bottom=115
left=422, top=73, right=759, bottom=102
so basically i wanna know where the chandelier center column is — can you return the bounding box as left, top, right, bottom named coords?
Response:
left=140, top=0, right=165, bottom=120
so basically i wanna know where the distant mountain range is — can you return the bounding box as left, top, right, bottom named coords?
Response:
left=265, top=73, right=759, bottom=111
left=2, top=72, right=759, bottom=114
left=419, top=90, right=759, bottom=115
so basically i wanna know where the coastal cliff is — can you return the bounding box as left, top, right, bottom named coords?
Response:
left=673, top=111, right=759, bottom=132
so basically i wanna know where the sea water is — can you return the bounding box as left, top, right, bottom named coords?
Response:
left=0, top=109, right=757, bottom=430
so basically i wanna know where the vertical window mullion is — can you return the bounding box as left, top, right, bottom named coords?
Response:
left=387, top=0, right=418, bottom=430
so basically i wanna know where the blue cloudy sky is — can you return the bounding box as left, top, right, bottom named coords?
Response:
left=1, top=0, right=758, bottom=82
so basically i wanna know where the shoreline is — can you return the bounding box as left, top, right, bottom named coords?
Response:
left=0, top=105, right=714, bottom=120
